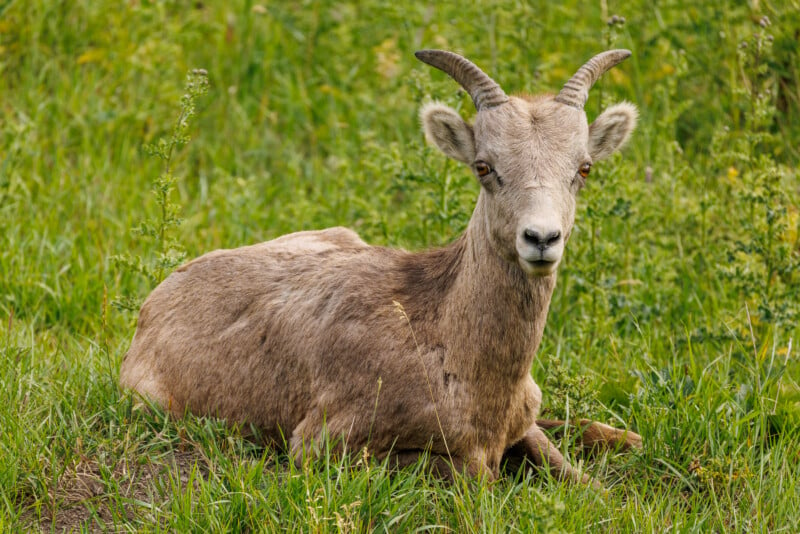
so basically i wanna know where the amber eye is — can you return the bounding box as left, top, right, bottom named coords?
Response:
left=475, top=161, right=492, bottom=177
left=579, top=162, right=592, bottom=178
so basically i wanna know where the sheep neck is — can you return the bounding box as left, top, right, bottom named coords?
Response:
left=442, top=194, right=556, bottom=384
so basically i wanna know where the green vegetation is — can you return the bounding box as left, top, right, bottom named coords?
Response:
left=1, top=0, right=799, bottom=531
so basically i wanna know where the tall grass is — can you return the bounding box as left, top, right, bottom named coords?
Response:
left=1, top=0, right=798, bottom=530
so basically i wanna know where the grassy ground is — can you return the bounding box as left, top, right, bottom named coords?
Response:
left=2, top=0, right=799, bottom=531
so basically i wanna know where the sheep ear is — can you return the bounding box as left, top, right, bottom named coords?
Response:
left=420, top=102, right=476, bottom=164
left=588, top=102, right=638, bottom=160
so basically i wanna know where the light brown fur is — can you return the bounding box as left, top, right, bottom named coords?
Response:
left=121, top=50, right=641, bottom=485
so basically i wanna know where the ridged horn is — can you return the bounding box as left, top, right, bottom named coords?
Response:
left=555, top=49, right=632, bottom=109
left=415, top=49, right=509, bottom=110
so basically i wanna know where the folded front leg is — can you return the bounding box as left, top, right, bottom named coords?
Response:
left=503, top=424, right=600, bottom=488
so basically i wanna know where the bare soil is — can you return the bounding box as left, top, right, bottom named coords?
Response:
left=20, top=449, right=209, bottom=532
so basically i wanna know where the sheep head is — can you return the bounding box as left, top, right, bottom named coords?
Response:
left=416, top=49, right=637, bottom=276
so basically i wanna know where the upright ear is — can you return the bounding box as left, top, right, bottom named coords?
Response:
left=588, top=102, right=638, bottom=160
left=420, top=102, right=476, bottom=164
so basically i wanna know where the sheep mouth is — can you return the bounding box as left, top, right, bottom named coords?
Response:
left=519, top=257, right=559, bottom=276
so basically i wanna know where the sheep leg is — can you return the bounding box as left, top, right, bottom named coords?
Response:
left=535, top=419, right=642, bottom=452
left=507, top=424, right=597, bottom=486
left=288, top=412, right=350, bottom=468
left=386, top=450, right=494, bottom=482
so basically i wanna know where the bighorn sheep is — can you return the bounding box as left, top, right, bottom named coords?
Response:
left=120, top=49, right=641, bottom=485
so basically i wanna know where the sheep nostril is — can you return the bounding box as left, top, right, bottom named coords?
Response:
left=523, top=228, right=561, bottom=250
left=545, top=230, right=561, bottom=247
left=523, top=229, right=542, bottom=247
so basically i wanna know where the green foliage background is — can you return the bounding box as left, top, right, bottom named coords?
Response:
left=1, top=0, right=799, bottom=531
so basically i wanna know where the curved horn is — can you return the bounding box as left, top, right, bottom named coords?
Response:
left=555, top=49, right=632, bottom=109
left=415, top=49, right=509, bottom=110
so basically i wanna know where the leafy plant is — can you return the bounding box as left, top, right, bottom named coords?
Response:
left=715, top=16, right=800, bottom=333
left=112, top=69, right=209, bottom=312
left=540, top=354, right=599, bottom=421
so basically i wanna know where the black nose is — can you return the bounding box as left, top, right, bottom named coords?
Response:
left=523, top=228, right=561, bottom=250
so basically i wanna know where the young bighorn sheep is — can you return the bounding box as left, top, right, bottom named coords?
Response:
left=120, top=49, right=641, bottom=485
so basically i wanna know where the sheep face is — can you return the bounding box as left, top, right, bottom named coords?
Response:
left=418, top=50, right=637, bottom=277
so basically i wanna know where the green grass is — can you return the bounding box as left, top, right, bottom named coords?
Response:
left=2, top=0, right=799, bottom=531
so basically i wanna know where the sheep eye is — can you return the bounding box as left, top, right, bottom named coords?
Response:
left=579, top=162, right=592, bottom=178
left=475, top=161, right=492, bottom=177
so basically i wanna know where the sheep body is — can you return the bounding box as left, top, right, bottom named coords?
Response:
left=121, top=49, right=642, bottom=483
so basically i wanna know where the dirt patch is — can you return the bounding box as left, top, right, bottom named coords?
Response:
left=20, top=449, right=209, bottom=532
